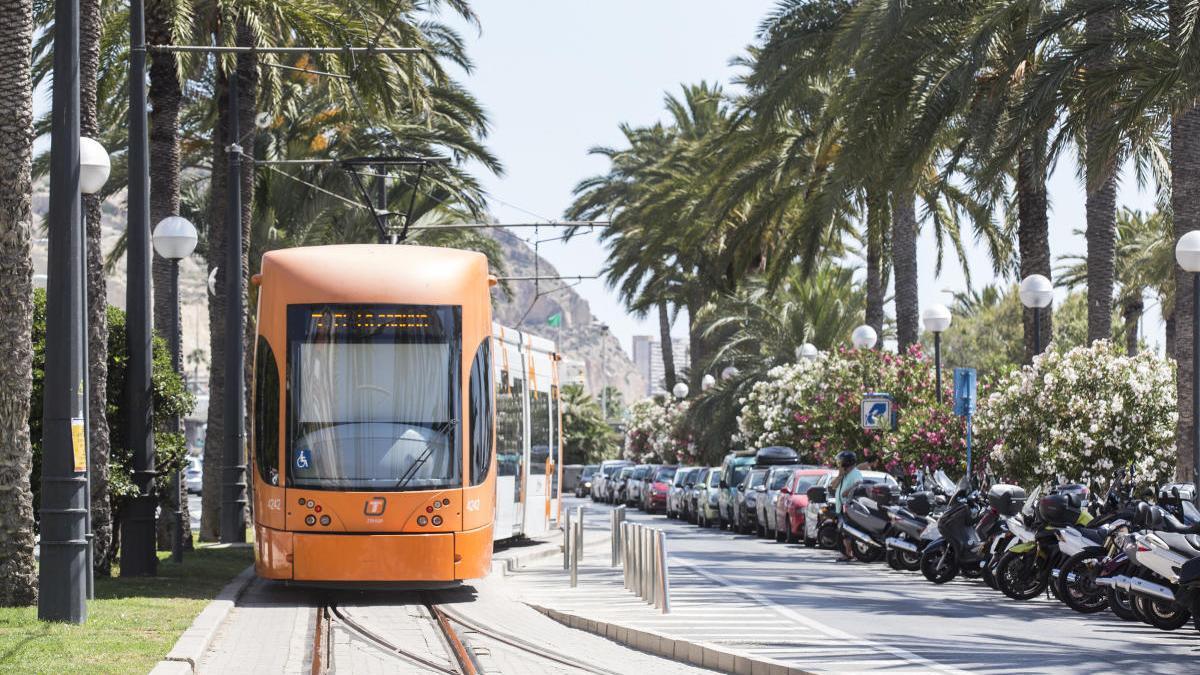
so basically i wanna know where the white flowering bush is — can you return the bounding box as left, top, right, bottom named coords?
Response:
left=976, top=341, right=1177, bottom=487
left=737, top=359, right=825, bottom=449
left=624, top=397, right=690, bottom=463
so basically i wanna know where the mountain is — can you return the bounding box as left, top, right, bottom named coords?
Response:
left=488, top=228, right=644, bottom=405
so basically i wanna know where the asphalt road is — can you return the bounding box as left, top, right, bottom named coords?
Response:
left=565, top=496, right=1200, bottom=675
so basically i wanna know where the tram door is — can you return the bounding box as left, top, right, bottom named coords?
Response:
left=492, top=328, right=524, bottom=540
left=522, top=338, right=553, bottom=537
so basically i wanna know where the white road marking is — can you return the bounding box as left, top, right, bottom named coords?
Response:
left=674, top=557, right=971, bottom=675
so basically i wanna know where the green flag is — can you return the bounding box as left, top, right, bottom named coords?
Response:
left=547, top=312, right=563, bottom=328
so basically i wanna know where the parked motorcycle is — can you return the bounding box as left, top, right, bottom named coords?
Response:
left=920, top=478, right=1018, bottom=584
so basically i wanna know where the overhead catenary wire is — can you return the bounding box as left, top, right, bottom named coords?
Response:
left=147, top=45, right=423, bottom=55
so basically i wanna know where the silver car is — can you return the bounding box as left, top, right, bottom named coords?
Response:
left=756, top=466, right=796, bottom=537
left=667, top=467, right=698, bottom=518
left=592, top=459, right=632, bottom=503
left=185, top=456, right=203, bottom=494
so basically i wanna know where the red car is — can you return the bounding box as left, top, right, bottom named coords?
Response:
left=646, top=465, right=678, bottom=513
left=774, top=468, right=834, bottom=542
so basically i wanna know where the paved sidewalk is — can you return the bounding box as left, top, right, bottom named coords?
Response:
left=508, top=550, right=968, bottom=674
left=195, top=578, right=316, bottom=674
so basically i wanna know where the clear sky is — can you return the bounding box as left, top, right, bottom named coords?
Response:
left=448, top=1, right=1166, bottom=360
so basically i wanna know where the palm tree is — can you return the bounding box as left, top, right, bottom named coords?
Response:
left=685, top=264, right=865, bottom=460
left=0, top=0, right=38, bottom=606
left=1058, top=208, right=1174, bottom=355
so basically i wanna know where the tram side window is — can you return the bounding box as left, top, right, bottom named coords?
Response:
left=469, top=338, right=493, bottom=485
left=253, top=336, right=281, bottom=486
left=529, top=388, right=550, bottom=479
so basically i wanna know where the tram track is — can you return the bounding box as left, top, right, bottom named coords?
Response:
left=314, top=593, right=621, bottom=675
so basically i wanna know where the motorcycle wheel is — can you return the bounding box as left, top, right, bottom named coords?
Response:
left=996, top=550, right=1049, bottom=601
left=1107, top=586, right=1139, bottom=621
left=921, top=542, right=958, bottom=584
left=981, top=558, right=998, bottom=590
left=817, top=523, right=839, bottom=549
left=1136, top=593, right=1191, bottom=631
left=803, top=530, right=816, bottom=548
left=898, top=548, right=922, bottom=572
left=1057, top=551, right=1108, bottom=614
left=1192, top=596, right=1200, bottom=634
left=851, top=538, right=882, bottom=563
left=885, top=548, right=902, bottom=571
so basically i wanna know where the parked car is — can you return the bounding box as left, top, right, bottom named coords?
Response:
left=667, top=467, right=698, bottom=519
left=592, top=459, right=632, bottom=503
left=803, top=470, right=899, bottom=546
left=613, top=466, right=636, bottom=504
left=185, top=456, right=203, bottom=494
left=774, top=468, right=835, bottom=542
left=626, top=464, right=651, bottom=507
left=644, top=465, right=677, bottom=513
left=637, top=464, right=663, bottom=510
left=685, top=470, right=705, bottom=522
left=717, top=452, right=757, bottom=529
left=734, top=468, right=768, bottom=534
left=757, top=465, right=799, bottom=537
left=562, top=464, right=584, bottom=495
left=696, top=467, right=722, bottom=527
left=575, top=464, right=600, bottom=498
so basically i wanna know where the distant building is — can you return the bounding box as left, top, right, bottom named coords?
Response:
left=631, top=335, right=690, bottom=396
left=559, top=358, right=588, bottom=388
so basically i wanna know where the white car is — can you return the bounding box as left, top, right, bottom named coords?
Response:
left=185, top=457, right=203, bottom=494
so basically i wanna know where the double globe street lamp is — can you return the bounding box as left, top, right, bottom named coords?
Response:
left=851, top=325, right=878, bottom=350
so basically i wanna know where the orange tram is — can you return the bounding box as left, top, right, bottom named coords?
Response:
left=249, top=244, right=564, bottom=584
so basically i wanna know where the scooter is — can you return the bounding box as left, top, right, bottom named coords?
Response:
left=884, top=491, right=939, bottom=572
left=920, top=483, right=1009, bottom=584
left=841, top=482, right=896, bottom=563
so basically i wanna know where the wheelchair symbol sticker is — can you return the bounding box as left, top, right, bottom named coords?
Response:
left=295, top=449, right=312, bottom=470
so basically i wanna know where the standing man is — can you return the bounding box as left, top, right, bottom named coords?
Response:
left=831, top=450, right=863, bottom=562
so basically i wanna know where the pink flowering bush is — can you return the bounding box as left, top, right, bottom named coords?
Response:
left=738, top=345, right=965, bottom=478
left=624, top=397, right=692, bottom=463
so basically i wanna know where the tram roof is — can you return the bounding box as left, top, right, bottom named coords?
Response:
left=259, top=244, right=490, bottom=305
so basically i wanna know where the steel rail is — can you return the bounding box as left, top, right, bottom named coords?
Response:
left=327, top=602, right=460, bottom=674
left=431, top=601, right=621, bottom=675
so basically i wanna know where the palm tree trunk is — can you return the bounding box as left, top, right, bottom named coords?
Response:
left=1172, top=0, right=1200, bottom=484
left=1122, top=297, right=1143, bottom=356
left=1084, top=11, right=1119, bottom=345
left=892, top=190, right=919, bottom=353
left=1166, top=308, right=1176, bottom=362
left=200, top=67, right=229, bottom=541
left=1017, top=138, right=1052, bottom=362
left=146, top=0, right=191, bottom=550
left=80, top=0, right=114, bottom=575
left=0, top=0, right=39, bottom=606
left=865, top=191, right=887, bottom=337
left=657, top=302, right=677, bottom=391
left=201, top=23, right=258, bottom=541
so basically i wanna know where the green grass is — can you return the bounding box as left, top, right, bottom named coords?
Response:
left=0, top=539, right=253, bottom=674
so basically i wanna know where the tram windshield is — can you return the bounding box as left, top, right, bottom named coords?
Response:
left=288, top=304, right=462, bottom=491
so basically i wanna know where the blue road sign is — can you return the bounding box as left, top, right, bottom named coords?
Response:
left=861, top=393, right=896, bottom=430
left=295, top=448, right=312, bottom=470
left=953, top=368, right=977, bottom=417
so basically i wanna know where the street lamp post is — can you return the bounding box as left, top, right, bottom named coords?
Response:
left=593, top=322, right=610, bottom=421
left=153, top=217, right=199, bottom=563
left=221, top=61, right=248, bottom=544
left=851, top=325, right=878, bottom=350
left=1175, top=231, right=1200, bottom=505
left=40, top=0, right=113, bottom=619
left=922, top=304, right=952, bottom=404
left=1019, top=274, right=1054, bottom=357
left=701, top=373, right=716, bottom=392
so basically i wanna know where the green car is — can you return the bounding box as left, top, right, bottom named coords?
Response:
left=695, top=467, right=722, bottom=528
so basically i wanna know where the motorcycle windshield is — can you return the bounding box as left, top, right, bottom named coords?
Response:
left=1182, top=499, right=1200, bottom=525
left=934, top=470, right=957, bottom=494
left=1020, top=486, right=1043, bottom=517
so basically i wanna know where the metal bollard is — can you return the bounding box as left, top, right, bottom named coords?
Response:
left=635, top=524, right=645, bottom=598
left=611, top=506, right=625, bottom=567
left=642, top=527, right=653, bottom=602
left=662, top=528, right=672, bottom=612
left=575, top=506, right=584, bottom=561
left=621, top=522, right=630, bottom=589
left=570, top=518, right=581, bottom=588
left=562, top=507, right=571, bottom=570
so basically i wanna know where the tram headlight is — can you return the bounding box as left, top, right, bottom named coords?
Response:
left=417, top=516, right=428, bottom=526
left=304, top=515, right=316, bottom=526
left=431, top=515, right=443, bottom=526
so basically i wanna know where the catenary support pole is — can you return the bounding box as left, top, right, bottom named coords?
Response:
left=934, top=332, right=943, bottom=404
left=220, top=63, right=247, bottom=543
left=40, top=0, right=89, bottom=622
left=122, top=0, right=158, bottom=577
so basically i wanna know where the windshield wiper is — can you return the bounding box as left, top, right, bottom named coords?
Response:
left=394, top=420, right=458, bottom=491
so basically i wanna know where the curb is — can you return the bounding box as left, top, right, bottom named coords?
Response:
left=149, top=565, right=257, bottom=675
left=528, top=604, right=816, bottom=675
